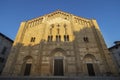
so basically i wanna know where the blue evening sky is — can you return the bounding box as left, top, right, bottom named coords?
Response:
left=0, top=0, right=120, bottom=47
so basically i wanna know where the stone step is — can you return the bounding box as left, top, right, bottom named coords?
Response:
left=0, top=76, right=120, bottom=80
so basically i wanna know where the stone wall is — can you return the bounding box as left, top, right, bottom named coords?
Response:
left=2, top=10, right=119, bottom=76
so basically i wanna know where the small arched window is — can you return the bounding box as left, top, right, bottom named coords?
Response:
left=30, top=37, right=36, bottom=42
left=83, top=37, right=89, bottom=42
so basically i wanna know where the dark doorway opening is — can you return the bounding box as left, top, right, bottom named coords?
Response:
left=24, top=63, right=31, bottom=76
left=87, top=63, right=95, bottom=76
left=54, top=59, right=64, bottom=76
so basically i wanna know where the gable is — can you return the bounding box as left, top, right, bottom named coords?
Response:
left=47, top=17, right=70, bottom=24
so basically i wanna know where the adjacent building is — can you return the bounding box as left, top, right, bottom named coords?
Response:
left=0, top=33, right=13, bottom=75
left=109, top=41, right=120, bottom=74
left=2, top=10, right=119, bottom=76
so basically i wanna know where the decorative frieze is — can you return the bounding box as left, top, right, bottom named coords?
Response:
left=74, top=17, right=90, bottom=27
left=47, top=11, right=70, bottom=21
left=28, top=17, right=43, bottom=27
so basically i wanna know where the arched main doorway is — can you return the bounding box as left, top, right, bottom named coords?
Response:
left=51, top=48, right=65, bottom=76
left=54, top=57, right=64, bottom=76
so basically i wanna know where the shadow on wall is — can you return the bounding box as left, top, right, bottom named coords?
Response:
left=1, top=26, right=118, bottom=76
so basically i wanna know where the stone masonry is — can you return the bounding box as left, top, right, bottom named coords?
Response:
left=2, top=10, right=119, bottom=76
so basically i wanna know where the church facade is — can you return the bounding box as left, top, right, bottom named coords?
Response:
left=2, top=10, right=118, bottom=76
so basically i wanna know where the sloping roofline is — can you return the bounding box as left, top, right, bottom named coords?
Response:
left=26, top=10, right=92, bottom=22
left=0, top=32, right=13, bottom=43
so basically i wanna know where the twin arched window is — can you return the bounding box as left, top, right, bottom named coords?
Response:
left=30, top=37, right=36, bottom=42
left=48, top=35, right=53, bottom=42
left=47, top=24, right=69, bottom=42
left=47, top=35, right=69, bottom=42
left=56, top=35, right=61, bottom=42
left=64, top=35, right=69, bottom=41
left=83, top=37, right=89, bottom=42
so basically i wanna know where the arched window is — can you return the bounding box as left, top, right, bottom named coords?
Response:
left=48, top=35, right=53, bottom=42
left=67, top=35, right=69, bottom=41
left=83, top=37, right=89, bottom=42
left=64, top=35, right=69, bottom=42
left=30, top=37, right=36, bottom=42
left=56, top=35, right=61, bottom=42
left=23, top=57, right=32, bottom=76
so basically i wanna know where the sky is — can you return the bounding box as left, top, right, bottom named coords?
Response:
left=0, top=0, right=120, bottom=48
